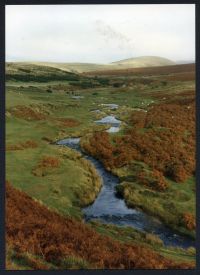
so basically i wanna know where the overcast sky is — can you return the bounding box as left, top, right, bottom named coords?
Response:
left=6, top=4, right=195, bottom=63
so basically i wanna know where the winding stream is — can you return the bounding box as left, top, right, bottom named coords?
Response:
left=57, top=137, right=195, bottom=249
left=95, top=115, right=121, bottom=133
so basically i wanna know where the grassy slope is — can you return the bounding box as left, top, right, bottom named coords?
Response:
left=89, top=221, right=195, bottom=264
left=6, top=183, right=195, bottom=270
left=85, top=63, right=195, bottom=76
left=112, top=56, right=175, bottom=66
left=8, top=56, right=176, bottom=73
left=6, top=72, right=105, bottom=218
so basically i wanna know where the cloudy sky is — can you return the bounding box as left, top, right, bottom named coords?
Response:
left=6, top=4, right=195, bottom=63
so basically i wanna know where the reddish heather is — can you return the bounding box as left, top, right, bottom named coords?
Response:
left=82, top=96, right=195, bottom=184
left=84, top=64, right=195, bottom=77
left=6, top=183, right=194, bottom=269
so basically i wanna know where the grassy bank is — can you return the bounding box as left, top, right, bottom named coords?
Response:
left=114, top=170, right=195, bottom=238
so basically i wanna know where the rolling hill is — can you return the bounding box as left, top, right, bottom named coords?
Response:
left=9, top=56, right=177, bottom=74
left=84, top=63, right=195, bottom=77
left=112, top=56, right=176, bottom=67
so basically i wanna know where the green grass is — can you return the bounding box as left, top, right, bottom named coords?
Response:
left=60, top=256, right=90, bottom=269
left=6, top=246, right=58, bottom=270
left=114, top=162, right=195, bottom=238
left=6, top=143, right=102, bottom=218
left=89, top=221, right=195, bottom=264
left=7, top=247, right=91, bottom=270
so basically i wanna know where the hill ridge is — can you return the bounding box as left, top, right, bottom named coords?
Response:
left=6, top=56, right=176, bottom=73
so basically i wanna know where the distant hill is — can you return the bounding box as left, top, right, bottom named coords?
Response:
left=112, top=56, right=176, bottom=67
left=84, top=63, right=195, bottom=78
left=29, top=62, right=112, bottom=74
left=5, top=62, right=111, bottom=88
left=175, top=60, right=195, bottom=65
left=6, top=62, right=83, bottom=82
left=7, top=56, right=176, bottom=74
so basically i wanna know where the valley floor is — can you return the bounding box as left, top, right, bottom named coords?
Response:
left=6, top=62, right=196, bottom=269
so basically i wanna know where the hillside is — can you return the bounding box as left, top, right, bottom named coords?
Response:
left=5, top=62, right=110, bottom=88
left=6, top=63, right=82, bottom=82
left=84, top=63, right=195, bottom=78
left=112, top=56, right=175, bottom=67
left=6, top=183, right=194, bottom=270
left=28, top=62, right=113, bottom=74
left=8, top=56, right=176, bottom=74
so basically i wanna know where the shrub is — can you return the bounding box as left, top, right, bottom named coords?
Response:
left=113, top=83, right=121, bottom=88
left=145, top=233, right=164, bottom=246
left=182, top=213, right=196, bottom=231
left=187, top=247, right=196, bottom=255
left=39, top=156, right=60, bottom=168
left=84, top=97, right=195, bottom=184
left=6, top=140, right=38, bottom=151
left=57, top=118, right=80, bottom=127
left=9, top=106, right=46, bottom=121
left=165, top=162, right=188, bottom=183
left=32, top=156, right=61, bottom=177
left=136, top=169, right=168, bottom=192
left=41, top=136, right=53, bottom=143
left=46, top=89, right=53, bottom=93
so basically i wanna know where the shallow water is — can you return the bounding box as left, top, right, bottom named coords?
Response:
left=106, top=126, right=120, bottom=133
left=71, top=96, right=84, bottom=99
left=95, top=115, right=121, bottom=133
left=90, top=109, right=101, bottom=113
left=95, top=115, right=121, bottom=127
left=57, top=137, right=195, bottom=249
left=101, top=103, right=119, bottom=110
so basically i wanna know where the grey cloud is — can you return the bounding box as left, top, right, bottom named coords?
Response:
left=95, top=20, right=134, bottom=51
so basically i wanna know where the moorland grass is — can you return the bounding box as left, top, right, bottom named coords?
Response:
left=114, top=165, right=195, bottom=238
left=89, top=221, right=195, bottom=264
left=6, top=63, right=196, bottom=268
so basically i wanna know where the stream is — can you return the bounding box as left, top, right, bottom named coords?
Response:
left=95, top=115, right=121, bottom=133
left=57, top=137, right=195, bottom=249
